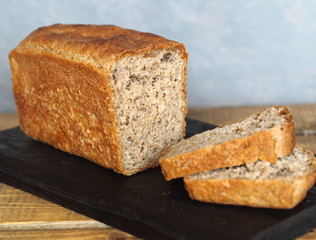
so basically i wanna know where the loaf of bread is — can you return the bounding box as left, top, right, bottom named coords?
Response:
left=184, top=146, right=316, bottom=209
left=160, top=106, right=295, bottom=180
left=9, top=24, right=188, bottom=175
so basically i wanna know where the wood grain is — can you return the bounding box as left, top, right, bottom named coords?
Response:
left=0, top=183, right=93, bottom=224
left=0, top=183, right=139, bottom=239
left=296, top=135, right=316, bottom=153
left=0, top=229, right=137, bottom=240
left=0, top=105, right=316, bottom=240
left=0, top=113, right=19, bottom=131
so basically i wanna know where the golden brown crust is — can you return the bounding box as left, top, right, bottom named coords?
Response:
left=184, top=176, right=315, bottom=209
left=9, top=24, right=188, bottom=175
left=160, top=107, right=295, bottom=180
left=184, top=149, right=316, bottom=209
left=10, top=50, right=125, bottom=173
left=15, top=24, right=187, bottom=72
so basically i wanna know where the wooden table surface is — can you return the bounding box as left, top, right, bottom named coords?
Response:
left=0, top=104, right=316, bottom=240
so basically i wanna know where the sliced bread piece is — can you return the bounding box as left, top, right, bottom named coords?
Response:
left=159, top=106, right=295, bottom=180
left=184, top=146, right=316, bottom=209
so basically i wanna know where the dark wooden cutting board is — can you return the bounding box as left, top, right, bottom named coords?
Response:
left=0, top=118, right=315, bottom=240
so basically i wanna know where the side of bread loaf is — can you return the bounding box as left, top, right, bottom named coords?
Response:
left=159, top=106, right=295, bottom=180
left=9, top=24, right=188, bottom=175
left=184, top=146, right=316, bottom=209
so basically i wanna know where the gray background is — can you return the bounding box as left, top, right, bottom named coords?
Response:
left=1, top=0, right=316, bottom=112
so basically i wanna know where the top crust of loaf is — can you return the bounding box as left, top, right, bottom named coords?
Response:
left=12, top=24, right=188, bottom=71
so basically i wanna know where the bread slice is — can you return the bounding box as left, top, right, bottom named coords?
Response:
left=9, top=24, right=188, bottom=175
left=160, top=106, right=295, bottom=180
left=184, top=146, right=316, bottom=209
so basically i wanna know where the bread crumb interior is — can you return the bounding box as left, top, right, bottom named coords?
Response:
left=189, top=147, right=313, bottom=180
left=110, top=49, right=186, bottom=172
